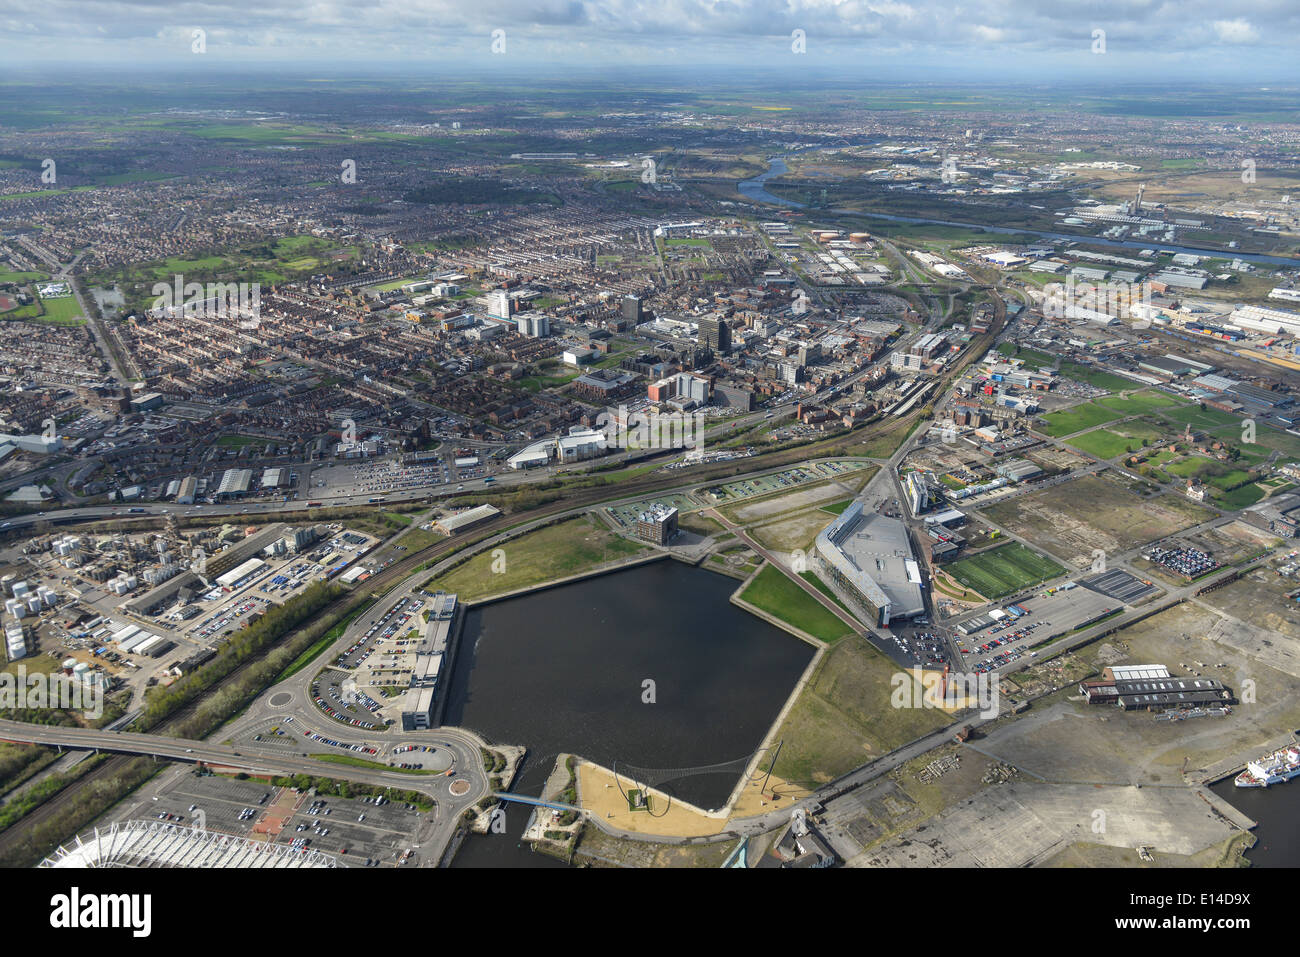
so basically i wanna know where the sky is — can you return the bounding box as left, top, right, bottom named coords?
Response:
left=0, top=0, right=1298, bottom=81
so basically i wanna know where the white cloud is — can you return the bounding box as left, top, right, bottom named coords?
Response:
left=0, top=1, right=1295, bottom=72
left=1212, top=17, right=1258, bottom=43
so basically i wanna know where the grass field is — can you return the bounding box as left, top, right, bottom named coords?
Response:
left=769, top=639, right=950, bottom=786
left=1156, top=404, right=1243, bottom=432
left=996, top=343, right=1056, bottom=370
left=1057, top=361, right=1143, bottom=393
left=1093, top=390, right=1185, bottom=415
left=140, top=254, right=230, bottom=281
left=738, top=564, right=853, bottom=643
left=0, top=186, right=94, bottom=202
left=943, top=543, right=1066, bottom=599
left=366, top=274, right=427, bottom=292
left=1215, top=484, right=1266, bottom=508
left=1040, top=403, right=1125, bottom=437
left=1068, top=425, right=1164, bottom=459
left=1068, top=429, right=1136, bottom=459
left=1163, top=456, right=1255, bottom=491
left=422, top=515, right=647, bottom=602
left=1212, top=421, right=1300, bottom=460
left=0, top=269, right=47, bottom=284
left=2, top=292, right=85, bottom=325
left=519, top=371, right=580, bottom=392
left=678, top=511, right=723, bottom=536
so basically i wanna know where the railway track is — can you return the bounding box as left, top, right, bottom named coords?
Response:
left=0, top=309, right=1009, bottom=864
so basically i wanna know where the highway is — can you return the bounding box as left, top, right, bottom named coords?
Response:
left=0, top=719, right=441, bottom=789
left=0, top=262, right=1080, bottom=863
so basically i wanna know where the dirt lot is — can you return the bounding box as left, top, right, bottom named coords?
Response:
left=1187, top=520, right=1280, bottom=566
left=572, top=821, right=737, bottom=868
left=1026, top=446, right=1092, bottom=472
left=723, top=472, right=871, bottom=524
left=1199, top=566, right=1300, bottom=644
left=749, top=509, right=835, bottom=553
left=984, top=603, right=1300, bottom=781
left=981, top=472, right=1216, bottom=568
left=848, top=780, right=1241, bottom=867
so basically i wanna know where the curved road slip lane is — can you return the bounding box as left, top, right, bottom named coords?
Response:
left=0, top=718, right=489, bottom=862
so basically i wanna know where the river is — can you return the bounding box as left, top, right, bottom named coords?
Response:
left=736, top=157, right=1299, bottom=266
left=1210, top=777, right=1300, bottom=867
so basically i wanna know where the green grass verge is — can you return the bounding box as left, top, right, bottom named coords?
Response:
left=739, top=564, right=853, bottom=643
left=423, top=515, right=648, bottom=601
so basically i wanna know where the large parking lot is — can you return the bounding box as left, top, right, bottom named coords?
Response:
left=335, top=594, right=424, bottom=671
left=311, top=672, right=386, bottom=730
left=879, top=624, right=952, bottom=671
left=312, top=459, right=450, bottom=498
left=275, top=792, right=430, bottom=866
left=129, top=773, right=277, bottom=839
left=705, top=460, right=866, bottom=504
left=1080, top=568, right=1159, bottom=603
left=954, top=585, right=1122, bottom=674
left=235, top=717, right=341, bottom=756
left=121, top=771, right=435, bottom=866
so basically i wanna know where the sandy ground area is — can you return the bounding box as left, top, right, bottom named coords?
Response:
left=576, top=760, right=811, bottom=837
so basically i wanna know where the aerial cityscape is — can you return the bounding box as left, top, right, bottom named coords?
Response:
left=0, top=0, right=1296, bottom=913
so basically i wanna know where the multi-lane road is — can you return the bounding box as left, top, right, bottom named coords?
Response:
left=0, top=265, right=1042, bottom=860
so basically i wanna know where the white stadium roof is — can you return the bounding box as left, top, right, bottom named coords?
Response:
left=42, top=821, right=339, bottom=868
